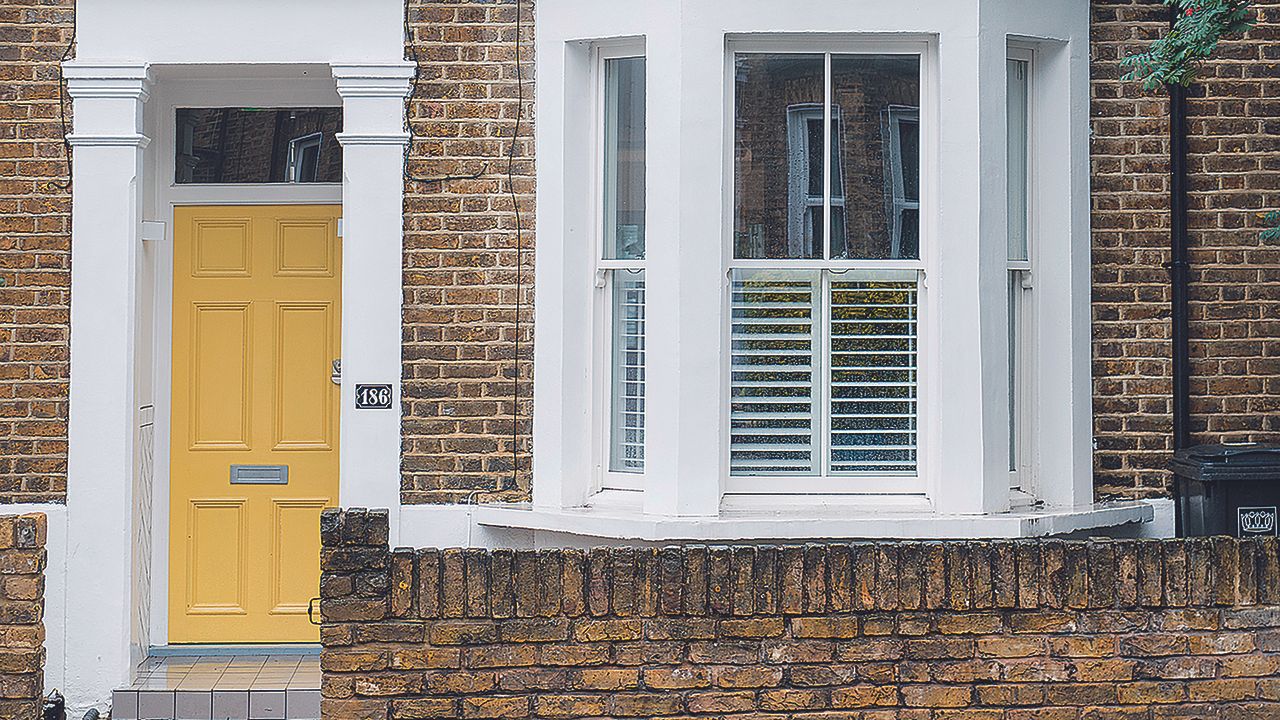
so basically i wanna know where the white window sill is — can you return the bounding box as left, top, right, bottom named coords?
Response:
left=473, top=499, right=1157, bottom=542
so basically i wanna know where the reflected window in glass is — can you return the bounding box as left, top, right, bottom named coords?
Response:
left=175, top=108, right=343, bottom=184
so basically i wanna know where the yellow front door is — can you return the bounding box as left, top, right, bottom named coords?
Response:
left=169, top=205, right=341, bottom=643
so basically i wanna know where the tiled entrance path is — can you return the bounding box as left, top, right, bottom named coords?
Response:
left=111, top=653, right=321, bottom=720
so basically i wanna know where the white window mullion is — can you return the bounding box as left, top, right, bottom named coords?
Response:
left=818, top=269, right=831, bottom=476
left=822, top=52, right=833, bottom=262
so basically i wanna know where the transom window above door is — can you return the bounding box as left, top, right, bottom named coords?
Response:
left=175, top=107, right=343, bottom=184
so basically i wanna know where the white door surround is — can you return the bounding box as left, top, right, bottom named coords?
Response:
left=60, top=2, right=411, bottom=712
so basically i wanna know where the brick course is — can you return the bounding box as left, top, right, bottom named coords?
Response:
left=0, top=513, right=46, bottom=720
left=1091, top=0, right=1280, bottom=499
left=401, top=0, right=535, bottom=504
left=0, top=0, right=74, bottom=503
left=321, top=508, right=1280, bottom=719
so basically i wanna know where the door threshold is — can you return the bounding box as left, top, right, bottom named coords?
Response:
left=148, top=643, right=320, bottom=657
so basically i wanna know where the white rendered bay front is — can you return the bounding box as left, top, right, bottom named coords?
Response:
left=529, top=0, right=1102, bottom=529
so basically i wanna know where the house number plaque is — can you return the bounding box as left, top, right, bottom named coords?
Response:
left=355, top=384, right=394, bottom=410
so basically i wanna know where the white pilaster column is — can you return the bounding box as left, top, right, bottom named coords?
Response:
left=61, top=63, right=151, bottom=712
left=331, top=64, right=414, bottom=544
left=642, top=18, right=723, bottom=518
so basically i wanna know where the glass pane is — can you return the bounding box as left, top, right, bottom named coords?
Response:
left=806, top=118, right=824, bottom=197
left=899, top=120, right=919, bottom=202
left=829, top=55, right=920, bottom=260
left=899, top=208, right=919, bottom=260
left=610, top=270, right=646, bottom=472
left=730, top=269, right=819, bottom=476
left=734, top=54, right=825, bottom=259
left=175, top=108, right=342, bottom=184
left=829, top=271, right=918, bottom=475
left=1007, top=58, right=1030, bottom=262
left=604, top=57, right=646, bottom=260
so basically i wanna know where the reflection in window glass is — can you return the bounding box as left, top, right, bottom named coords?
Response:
left=734, top=55, right=919, bottom=260
left=604, top=57, right=647, bottom=260
left=831, top=54, right=920, bottom=260
left=175, top=108, right=343, bottom=184
left=730, top=49, right=923, bottom=482
left=1007, top=59, right=1030, bottom=263
left=734, top=54, right=825, bottom=259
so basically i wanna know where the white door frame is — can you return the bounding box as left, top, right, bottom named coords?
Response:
left=147, top=70, right=347, bottom=650
left=63, top=60, right=412, bottom=710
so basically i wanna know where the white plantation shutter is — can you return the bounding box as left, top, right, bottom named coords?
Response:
left=828, top=274, right=918, bottom=474
left=609, top=271, right=646, bottom=473
left=730, top=270, right=818, bottom=475
left=731, top=269, right=919, bottom=479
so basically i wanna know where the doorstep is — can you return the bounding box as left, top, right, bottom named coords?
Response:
left=111, top=651, right=320, bottom=720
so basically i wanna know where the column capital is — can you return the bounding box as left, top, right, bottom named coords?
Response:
left=62, top=63, right=152, bottom=100
left=331, top=63, right=415, bottom=98
left=332, top=63, right=415, bottom=146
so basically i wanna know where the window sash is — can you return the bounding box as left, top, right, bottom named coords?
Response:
left=595, top=44, right=647, bottom=489
left=1006, top=49, right=1034, bottom=492
left=727, top=43, right=926, bottom=493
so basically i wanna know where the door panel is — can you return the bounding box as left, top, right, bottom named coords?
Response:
left=270, top=499, right=330, bottom=614
left=274, top=303, right=335, bottom=450
left=170, top=205, right=340, bottom=643
left=190, top=303, right=253, bottom=449
left=186, top=499, right=247, bottom=614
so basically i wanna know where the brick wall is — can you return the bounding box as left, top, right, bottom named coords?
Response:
left=401, top=0, right=535, bottom=504
left=0, top=514, right=46, bottom=720
left=1091, top=0, right=1280, bottom=499
left=321, top=508, right=1280, bottom=719
left=0, top=0, right=73, bottom=503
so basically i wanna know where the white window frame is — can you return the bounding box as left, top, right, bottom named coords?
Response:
left=1006, top=45, right=1037, bottom=504
left=723, top=37, right=934, bottom=497
left=883, top=105, right=920, bottom=260
left=287, top=131, right=324, bottom=182
left=591, top=40, right=648, bottom=494
left=786, top=103, right=845, bottom=259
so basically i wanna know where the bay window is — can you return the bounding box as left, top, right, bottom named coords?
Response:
left=729, top=46, right=924, bottom=493
left=522, top=0, right=1112, bottom=537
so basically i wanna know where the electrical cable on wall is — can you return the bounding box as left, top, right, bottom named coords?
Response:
left=505, top=0, right=528, bottom=497
left=402, top=4, right=489, bottom=186
left=51, top=8, right=76, bottom=191
left=404, top=0, right=528, bottom=499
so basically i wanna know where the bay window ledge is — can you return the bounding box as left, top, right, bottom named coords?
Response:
left=473, top=501, right=1156, bottom=542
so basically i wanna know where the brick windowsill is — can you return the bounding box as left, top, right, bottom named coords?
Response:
left=471, top=500, right=1157, bottom=541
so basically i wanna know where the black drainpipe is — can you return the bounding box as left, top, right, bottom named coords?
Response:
left=1168, top=10, right=1193, bottom=454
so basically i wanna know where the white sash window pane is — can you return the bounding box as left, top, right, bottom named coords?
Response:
left=609, top=271, right=646, bottom=472
left=829, top=273, right=919, bottom=474
left=604, top=57, right=646, bottom=260
left=828, top=55, right=920, bottom=260
left=730, top=269, right=819, bottom=475
left=1007, top=58, right=1030, bottom=263
left=733, top=55, right=826, bottom=260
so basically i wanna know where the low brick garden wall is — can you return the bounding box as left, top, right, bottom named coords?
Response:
left=0, top=514, right=45, bottom=720
left=321, top=509, right=1280, bottom=719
